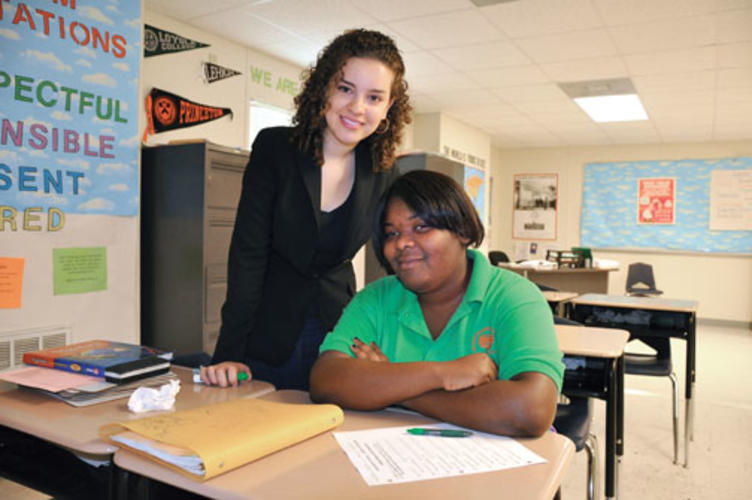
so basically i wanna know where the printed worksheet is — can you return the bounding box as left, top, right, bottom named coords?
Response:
left=334, top=423, right=546, bottom=486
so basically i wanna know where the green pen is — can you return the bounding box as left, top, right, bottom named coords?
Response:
left=407, top=428, right=473, bottom=437
left=192, top=368, right=249, bottom=384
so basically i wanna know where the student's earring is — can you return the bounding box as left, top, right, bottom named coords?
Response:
left=375, top=117, right=390, bottom=134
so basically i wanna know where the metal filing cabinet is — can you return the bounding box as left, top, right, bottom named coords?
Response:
left=140, top=141, right=249, bottom=355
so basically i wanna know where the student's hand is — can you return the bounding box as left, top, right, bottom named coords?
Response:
left=438, top=353, right=497, bottom=391
left=200, top=362, right=252, bottom=387
left=350, top=337, right=390, bottom=362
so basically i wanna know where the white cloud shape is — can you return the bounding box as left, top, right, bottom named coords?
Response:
left=79, top=6, right=114, bottom=26
left=56, top=158, right=90, bottom=170
left=0, top=29, right=20, bottom=40
left=79, top=177, right=92, bottom=186
left=107, top=5, right=121, bottom=14
left=82, top=73, right=117, bottom=88
left=0, top=150, right=19, bottom=161
left=125, top=18, right=140, bottom=29
left=52, top=111, right=73, bottom=121
left=79, top=198, right=114, bottom=211
left=76, top=58, right=93, bottom=68
left=109, top=183, right=128, bottom=191
left=97, top=162, right=130, bottom=174
left=119, top=135, right=139, bottom=147
left=28, top=149, right=48, bottom=158
left=23, top=116, right=53, bottom=129
left=74, top=46, right=97, bottom=59
left=23, top=50, right=72, bottom=72
left=100, top=127, right=115, bottom=135
left=36, top=32, right=49, bottom=39
left=112, top=62, right=129, bottom=72
left=19, top=191, right=69, bottom=205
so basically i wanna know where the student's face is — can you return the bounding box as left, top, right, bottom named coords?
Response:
left=323, top=57, right=394, bottom=152
left=382, top=198, right=469, bottom=295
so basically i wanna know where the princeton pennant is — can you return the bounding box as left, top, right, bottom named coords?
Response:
left=143, top=24, right=209, bottom=57
left=144, top=88, right=232, bottom=140
left=204, top=62, right=242, bottom=84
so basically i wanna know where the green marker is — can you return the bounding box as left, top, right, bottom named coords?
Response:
left=407, top=428, right=473, bottom=438
left=192, top=368, right=249, bottom=384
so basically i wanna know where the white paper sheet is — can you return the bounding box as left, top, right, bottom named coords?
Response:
left=334, top=423, right=546, bottom=486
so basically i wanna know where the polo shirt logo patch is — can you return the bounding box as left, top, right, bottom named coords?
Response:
left=472, top=327, right=496, bottom=354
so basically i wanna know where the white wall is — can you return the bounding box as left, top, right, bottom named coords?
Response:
left=489, top=141, right=752, bottom=323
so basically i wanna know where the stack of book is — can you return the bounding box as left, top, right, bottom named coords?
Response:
left=0, top=340, right=175, bottom=406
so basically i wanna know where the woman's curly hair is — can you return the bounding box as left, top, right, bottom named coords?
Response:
left=291, top=29, right=412, bottom=172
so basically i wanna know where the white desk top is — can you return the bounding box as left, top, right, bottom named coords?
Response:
left=114, top=390, right=575, bottom=500
left=0, top=366, right=275, bottom=457
left=572, top=293, right=698, bottom=313
left=556, top=324, right=630, bottom=359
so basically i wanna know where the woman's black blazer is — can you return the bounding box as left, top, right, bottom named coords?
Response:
left=212, top=127, right=398, bottom=365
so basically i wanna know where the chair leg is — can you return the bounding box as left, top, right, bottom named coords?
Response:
left=584, top=433, right=599, bottom=500
left=669, top=371, right=679, bottom=465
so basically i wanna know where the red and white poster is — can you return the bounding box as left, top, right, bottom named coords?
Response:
left=638, top=178, right=675, bottom=224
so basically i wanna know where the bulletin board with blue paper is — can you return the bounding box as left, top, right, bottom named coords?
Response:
left=581, top=157, right=752, bottom=254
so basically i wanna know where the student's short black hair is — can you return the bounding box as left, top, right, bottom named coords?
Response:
left=372, top=169, right=485, bottom=272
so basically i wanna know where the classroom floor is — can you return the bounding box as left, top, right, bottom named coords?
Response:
left=1, top=323, right=750, bottom=500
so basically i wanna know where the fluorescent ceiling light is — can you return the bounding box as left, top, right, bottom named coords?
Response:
left=574, top=94, right=649, bottom=123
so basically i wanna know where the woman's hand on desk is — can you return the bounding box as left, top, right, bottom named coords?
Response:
left=199, top=362, right=252, bottom=387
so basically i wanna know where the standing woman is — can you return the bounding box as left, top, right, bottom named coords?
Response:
left=200, top=29, right=412, bottom=390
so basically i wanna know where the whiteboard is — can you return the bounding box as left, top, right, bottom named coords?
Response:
left=710, top=170, right=752, bottom=231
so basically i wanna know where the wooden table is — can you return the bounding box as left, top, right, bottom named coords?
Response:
left=569, top=293, right=698, bottom=468
left=499, top=264, right=617, bottom=294
left=543, top=290, right=579, bottom=316
left=0, top=366, right=274, bottom=498
left=114, top=390, right=575, bottom=500
left=557, top=324, right=629, bottom=500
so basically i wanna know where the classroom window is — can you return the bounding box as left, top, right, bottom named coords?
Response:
left=248, top=101, right=292, bottom=148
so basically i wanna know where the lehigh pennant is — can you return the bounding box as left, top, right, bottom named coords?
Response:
left=144, top=88, right=232, bottom=140
left=204, top=62, right=242, bottom=84
left=144, top=24, right=209, bottom=57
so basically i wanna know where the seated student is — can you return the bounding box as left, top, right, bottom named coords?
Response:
left=310, top=170, right=564, bottom=437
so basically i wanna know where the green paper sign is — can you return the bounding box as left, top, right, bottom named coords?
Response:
left=53, top=247, right=107, bottom=295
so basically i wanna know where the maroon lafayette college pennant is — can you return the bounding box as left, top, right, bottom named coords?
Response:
left=144, top=88, right=232, bottom=139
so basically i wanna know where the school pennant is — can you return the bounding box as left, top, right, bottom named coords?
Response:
left=144, top=88, right=232, bottom=140
left=143, top=24, right=209, bottom=57
left=204, top=62, right=243, bottom=84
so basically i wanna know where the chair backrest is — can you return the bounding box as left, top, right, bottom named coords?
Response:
left=626, top=262, right=662, bottom=295
left=488, top=251, right=510, bottom=266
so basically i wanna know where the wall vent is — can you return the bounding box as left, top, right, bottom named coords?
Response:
left=0, top=325, right=71, bottom=371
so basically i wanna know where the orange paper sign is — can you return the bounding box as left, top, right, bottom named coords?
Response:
left=0, top=257, right=25, bottom=308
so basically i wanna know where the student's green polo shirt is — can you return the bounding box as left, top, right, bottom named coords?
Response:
left=319, top=249, right=564, bottom=391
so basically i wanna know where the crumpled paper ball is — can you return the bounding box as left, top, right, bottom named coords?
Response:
left=127, top=379, right=180, bottom=413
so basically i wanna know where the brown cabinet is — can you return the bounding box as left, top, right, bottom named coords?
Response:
left=140, top=141, right=249, bottom=355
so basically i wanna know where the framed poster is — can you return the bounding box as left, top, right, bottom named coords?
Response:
left=638, top=178, right=675, bottom=224
left=513, top=174, right=558, bottom=240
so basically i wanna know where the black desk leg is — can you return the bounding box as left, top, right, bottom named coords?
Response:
left=605, top=358, right=618, bottom=500
left=685, top=313, right=696, bottom=468
left=616, top=354, right=625, bottom=459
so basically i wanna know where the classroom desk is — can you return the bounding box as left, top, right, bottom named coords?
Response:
left=543, top=290, right=579, bottom=316
left=0, top=366, right=274, bottom=498
left=498, top=264, right=617, bottom=294
left=114, top=389, right=575, bottom=500
left=556, top=324, right=629, bottom=500
left=568, top=293, right=698, bottom=468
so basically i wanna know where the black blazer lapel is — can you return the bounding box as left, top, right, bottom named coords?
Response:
left=342, top=144, right=376, bottom=258
left=296, top=148, right=321, bottom=229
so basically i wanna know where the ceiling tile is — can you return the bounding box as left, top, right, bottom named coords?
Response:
left=255, top=38, right=321, bottom=68
left=540, top=56, right=628, bottom=82
left=633, top=71, right=716, bottom=93
left=408, top=92, right=442, bottom=113
left=492, top=84, right=568, bottom=103
left=388, top=9, right=504, bottom=49
left=514, top=30, right=618, bottom=64
left=431, top=42, right=531, bottom=71
left=658, top=125, right=713, bottom=143
left=593, top=0, right=716, bottom=25
left=483, top=0, right=603, bottom=38
left=717, top=42, right=752, bottom=68
left=194, top=9, right=294, bottom=47
left=426, top=89, right=503, bottom=109
left=401, top=51, right=452, bottom=77
left=717, top=68, right=752, bottom=88
left=145, top=0, right=245, bottom=20
left=625, top=47, right=716, bottom=75
left=600, top=122, right=661, bottom=143
left=409, top=72, right=481, bottom=93
left=362, top=24, right=421, bottom=53
left=243, top=0, right=377, bottom=37
left=714, top=8, right=752, bottom=43
left=609, top=16, right=715, bottom=53
left=468, top=65, right=550, bottom=88
left=350, top=0, right=469, bottom=22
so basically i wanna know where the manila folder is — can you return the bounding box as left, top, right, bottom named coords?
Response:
left=100, top=398, right=344, bottom=480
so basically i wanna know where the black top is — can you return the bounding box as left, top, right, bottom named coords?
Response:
left=212, top=127, right=398, bottom=366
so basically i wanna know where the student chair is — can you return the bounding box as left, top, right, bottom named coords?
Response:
left=624, top=336, right=680, bottom=464
left=554, top=396, right=599, bottom=500
left=625, top=262, right=663, bottom=296
left=487, top=250, right=510, bottom=266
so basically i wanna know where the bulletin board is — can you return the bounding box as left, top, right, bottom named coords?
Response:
left=581, top=158, right=752, bottom=254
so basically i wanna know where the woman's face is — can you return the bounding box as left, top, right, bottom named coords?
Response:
left=323, top=57, right=394, bottom=152
left=382, top=198, right=469, bottom=296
